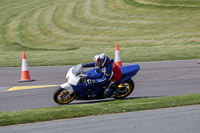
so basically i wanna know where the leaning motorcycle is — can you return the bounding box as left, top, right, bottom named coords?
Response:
left=53, top=64, right=140, bottom=104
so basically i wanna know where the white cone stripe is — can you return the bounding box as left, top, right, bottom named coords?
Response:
left=115, top=50, right=121, bottom=62
left=21, top=59, right=28, bottom=71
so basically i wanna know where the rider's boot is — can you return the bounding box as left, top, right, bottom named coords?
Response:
left=104, top=81, right=117, bottom=97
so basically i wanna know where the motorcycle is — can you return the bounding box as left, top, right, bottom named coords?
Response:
left=53, top=64, right=140, bottom=104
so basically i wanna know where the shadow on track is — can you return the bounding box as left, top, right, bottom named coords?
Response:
left=68, top=96, right=162, bottom=105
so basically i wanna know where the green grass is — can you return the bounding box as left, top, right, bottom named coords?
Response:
left=0, top=0, right=200, bottom=67
left=0, top=93, right=200, bottom=127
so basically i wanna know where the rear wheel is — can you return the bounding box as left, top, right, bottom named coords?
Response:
left=114, top=79, right=134, bottom=99
left=53, top=88, right=77, bottom=104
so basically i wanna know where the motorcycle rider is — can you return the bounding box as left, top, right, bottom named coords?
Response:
left=82, top=53, right=122, bottom=97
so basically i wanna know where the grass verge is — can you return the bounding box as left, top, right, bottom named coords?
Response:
left=0, top=0, right=200, bottom=67
left=0, top=93, right=200, bottom=127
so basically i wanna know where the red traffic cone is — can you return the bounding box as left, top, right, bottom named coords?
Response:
left=18, top=52, right=35, bottom=82
left=114, top=43, right=122, bottom=67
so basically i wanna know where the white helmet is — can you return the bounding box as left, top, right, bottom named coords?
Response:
left=93, top=53, right=107, bottom=68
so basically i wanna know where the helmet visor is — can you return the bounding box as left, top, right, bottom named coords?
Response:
left=94, top=61, right=101, bottom=68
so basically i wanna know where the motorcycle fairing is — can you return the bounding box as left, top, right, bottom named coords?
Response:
left=71, top=83, right=104, bottom=98
left=119, top=64, right=140, bottom=83
left=86, top=68, right=103, bottom=79
left=61, top=82, right=74, bottom=94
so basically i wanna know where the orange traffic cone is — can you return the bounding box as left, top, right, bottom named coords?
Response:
left=18, top=52, right=35, bottom=82
left=114, top=43, right=122, bottom=67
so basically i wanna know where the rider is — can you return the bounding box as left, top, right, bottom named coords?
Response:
left=82, top=53, right=122, bottom=97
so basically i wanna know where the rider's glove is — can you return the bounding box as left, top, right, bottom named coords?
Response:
left=81, top=63, right=87, bottom=68
left=87, top=79, right=95, bottom=84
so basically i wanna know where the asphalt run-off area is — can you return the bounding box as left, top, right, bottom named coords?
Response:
left=0, top=59, right=200, bottom=133
left=0, top=59, right=200, bottom=111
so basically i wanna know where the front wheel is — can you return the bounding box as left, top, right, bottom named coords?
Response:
left=53, top=88, right=77, bottom=104
left=114, top=79, right=134, bottom=99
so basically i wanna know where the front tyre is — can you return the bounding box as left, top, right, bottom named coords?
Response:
left=53, top=88, right=77, bottom=104
left=114, top=79, right=134, bottom=99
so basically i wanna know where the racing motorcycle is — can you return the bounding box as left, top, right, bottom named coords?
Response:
left=53, top=64, right=140, bottom=104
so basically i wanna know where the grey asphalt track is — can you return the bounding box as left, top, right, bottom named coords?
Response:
left=1, top=105, right=200, bottom=133
left=0, top=60, right=200, bottom=111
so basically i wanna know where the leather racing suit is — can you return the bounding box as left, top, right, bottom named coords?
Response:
left=84, top=57, right=122, bottom=97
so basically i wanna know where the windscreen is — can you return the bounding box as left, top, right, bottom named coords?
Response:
left=72, top=64, right=82, bottom=77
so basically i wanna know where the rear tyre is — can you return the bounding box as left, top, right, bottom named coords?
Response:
left=114, top=79, right=134, bottom=99
left=53, top=88, right=77, bottom=104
